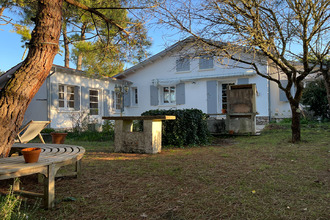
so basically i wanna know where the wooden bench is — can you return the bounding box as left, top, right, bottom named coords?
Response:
left=102, top=115, right=176, bottom=154
left=0, top=143, right=85, bottom=209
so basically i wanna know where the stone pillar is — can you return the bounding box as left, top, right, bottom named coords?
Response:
left=143, top=120, right=162, bottom=154
left=114, top=120, right=133, bottom=152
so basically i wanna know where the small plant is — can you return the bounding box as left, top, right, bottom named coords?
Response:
left=0, top=182, right=27, bottom=220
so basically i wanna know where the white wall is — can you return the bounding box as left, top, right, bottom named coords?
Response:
left=123, top=49, right=271, bottom=117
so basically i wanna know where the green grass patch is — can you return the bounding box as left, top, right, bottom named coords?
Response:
left=4, top=122, right=329, bottom=219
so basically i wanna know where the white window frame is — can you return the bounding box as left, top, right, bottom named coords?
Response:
left=176, top=57, right=190, bottom=72
left=89, top=89, right=99, bottom=115
left=162, top=86, right=176, bottom=104
left=58, top=84, right=75, bottom=110
left=199, top=55, right=214, bottom=70
left=131, top=87, right=138, bottom=106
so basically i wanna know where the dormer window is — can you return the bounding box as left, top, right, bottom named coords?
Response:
left=199, top=55, right=214, bottom=70
left=176, top=57, right=190, bottom=72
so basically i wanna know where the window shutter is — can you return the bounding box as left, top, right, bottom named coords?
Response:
left=207, top=80, right=217, bottom=114
left=51, top=83, right=58, bottom=108
left=176, top=57, right=190, bottom=72
left=103, top=90, right=111, bottom=116
left=81, top=86, right=90, bottom=110
left=74, top=86, right=80, bottom=111
left=111, top=91, right=115, bottom=109
left=279, top=80, right=288, bottom=102
left=237, top=78, right=249, bottom=85
left=199, top=56, right=213, bottom=69
left=124, top=89, right=131, bottom=107
left=150, top=85, right=159, bottom=106
left=176, top=83, right=185, bottom=105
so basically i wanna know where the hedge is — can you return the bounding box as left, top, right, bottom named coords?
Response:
left=141, top=109, right=210, bottom=147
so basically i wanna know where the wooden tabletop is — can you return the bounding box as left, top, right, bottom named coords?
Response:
left=0, top=143, right=85, bottom=180
left=102, top=115, right=176, bottom=121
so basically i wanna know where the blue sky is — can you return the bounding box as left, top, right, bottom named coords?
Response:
left=0, top=11, right=182, bottom=72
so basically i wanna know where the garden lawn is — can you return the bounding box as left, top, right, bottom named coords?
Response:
left=1, top=123, right=329, bottom=219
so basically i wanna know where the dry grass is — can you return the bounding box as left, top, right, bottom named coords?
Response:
left=1, top=123, right=329, bottom=219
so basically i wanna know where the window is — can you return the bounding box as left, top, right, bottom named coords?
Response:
left=199, top=56, right=214, bottom=70
left=176, top=57, right=190, bottom=72
left=163, top=86, right=176, bottom=104
left=89, top=90, right=99, bottom=115
left=221, top=83, right=234, bottom=110
left=132, top=87, right=138, bottom=106
left=58, top=85, right=75, bottom=109
left=115, top=92, right=122, bottom=110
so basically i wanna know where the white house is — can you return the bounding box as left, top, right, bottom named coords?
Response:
left=116, top=38, right=293, bottom=124
left=1, top=64, right=130, bottom=129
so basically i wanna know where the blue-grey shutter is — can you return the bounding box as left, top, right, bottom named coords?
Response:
left=279, top=80, right=288, bottom=102
left=51, top=83, right=58, bottom=108
left=207, top=80, right=217, bottom=114
left=74, top=86, right=80, bottom=110
left=124, top=89, right=131, bottom=107
left=111, top=91, right=115, bottom=109
left=81, top=86, right=90, bottom=110
left=176, top=57, right=190, bottom=72
left=199, top=56, right=213, bottom=69
left=176, top=83, right=185, bottom=105
left=150, top=85, right=159, bottom=106
left=237, top=78, right=249, bottom=85
left=103, top=90, right=110, bottom=116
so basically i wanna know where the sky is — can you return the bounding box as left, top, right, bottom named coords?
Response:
left=0, top=11, right=182, bottom=72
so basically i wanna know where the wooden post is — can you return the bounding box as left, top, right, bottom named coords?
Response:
left=44, top=164, right=56, bottom=209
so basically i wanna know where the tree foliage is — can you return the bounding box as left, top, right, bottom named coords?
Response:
left=302, top=79, right=329, bottom=119
left=155, top=0, right=330, bottom=142
left=2, top=0, right=152, bottom=76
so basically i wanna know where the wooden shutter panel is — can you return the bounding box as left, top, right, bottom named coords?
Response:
left=81, top=86, right=90, bottom=110
left=124, top=89, right=131, bottom=107
left=176, top=83, right=185, bottom=105
left=51, top=83, right=58, bottom=108
left=279, top=80, right=288, bottom=102
left=207, top=80, right=217, bottom=114
left=74, top=86, right=80, bottom=111
left=103, top=90, right=111, bottom=116
left=150, top=85, right=159, bottom=106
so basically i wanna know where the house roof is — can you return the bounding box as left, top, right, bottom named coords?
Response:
left=51, top=65, right=131, bottom=85
left=0, top=63, right=131, bottom=90
left=116, top=37, right=196, bottom=79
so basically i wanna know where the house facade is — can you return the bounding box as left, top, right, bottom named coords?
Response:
left=116, top=38, right=293, bottom=123
left=23, top=65, right=130, bottom=129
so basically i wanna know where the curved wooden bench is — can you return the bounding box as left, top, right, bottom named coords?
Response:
left=0, top=143, right=85, bottom=209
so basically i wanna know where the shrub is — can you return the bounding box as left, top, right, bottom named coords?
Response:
left=141, top=109, right=210, bottom=147
left=302, top=79, right=329, bottom=120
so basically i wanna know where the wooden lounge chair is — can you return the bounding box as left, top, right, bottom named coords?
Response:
left=15, top=120, right=51, bottom=144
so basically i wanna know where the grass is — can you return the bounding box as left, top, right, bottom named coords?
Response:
left=1, top=122, right=329, bottom=219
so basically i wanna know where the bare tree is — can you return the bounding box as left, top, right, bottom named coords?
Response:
left=0, top=0, right=156, bottom=157
left=155, top=0, right=330, bottom=143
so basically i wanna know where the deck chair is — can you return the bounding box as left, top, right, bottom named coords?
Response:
left=15, top=120, right=51, bottom=144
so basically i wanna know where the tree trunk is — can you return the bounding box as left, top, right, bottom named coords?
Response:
left=76, top=22, right=86, bottom=70
left=0, top=0, right=63, bottom=157
left=290, top=103, right=301, bottom=143
left=62, top=20, right=70, bottom=67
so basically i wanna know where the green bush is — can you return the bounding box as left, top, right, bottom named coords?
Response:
left=141, top=109, right=210, bottom=147
left=302, top=79, right=329, bottom=120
